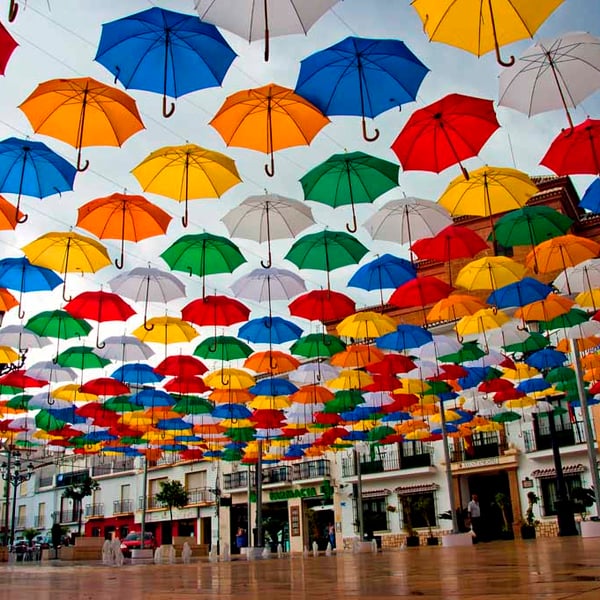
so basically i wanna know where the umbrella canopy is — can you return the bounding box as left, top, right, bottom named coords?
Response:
left=412, top=0, right=563, bottom=66
left=133, top=316, right=199, bottom=345
left=296, top=36, right=429, bottom=141
left=553, top=258, right=600, bottom=295
left=77, top=193, right=172, bottom=269
left=231, top=267, right=306, bottom=303
left=182, top=295, right=249, bottom=328
left=540, top=118, right=600, bottom=176
left=25, top=309, right=91, bottom=359
left=285, top=230, right=368, bottom=290
left=289, top=289, right=356, bottom=323
left=95, top=7, right=236, bottom=118
left=526, top=235, right=600, bottom=278
left=388, top=277, right=453, bottom=318
left=488, top=277, right=553, bottom=309
left=516, top=294, right=573, bottom=322
left=95, top=335, right=154, bottom=362
left=391, top=93, right=499, bottom=178
left=581, top=179, right=600, bottom=214
left=22, top=231, right=111, bottom=302
left=300, top=151, right=399, bottom=231
left=161, top=232, right=246, bottom=297
left=194, top=335, right=253, bottom=362
left=455, top=256, right=527, bottom=291
left=0, top=137, right=76, bottom=223
left=336, top=311, right=396, bottom=340
left=132, top=144, right=241, bottom=227
left=0, top=21, right=17, bottom=74
left=238, top=316, right=302, bottom=344
left=244, top=350, right=300, bottom=375
left=18, top=77, right=144, bottom=171
left=111, top=363, right=162, bottom=385
left=290, top=333, right=346, bottom=359
left=0, top=195, right=24, bottom=230
left=210, top=83, right=329, bottom=176
left=498, top=32, right=600, bottom=129
left=427, top=294, right=488, bottom=323
left=376, top=324, right=432, bottom=351
left=222, top=194, right=314, bottom=267
left=155, top=355, right=207, bottom=377
left=195, top=0, right=339, bottom=61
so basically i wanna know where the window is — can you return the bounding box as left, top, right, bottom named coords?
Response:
left=540, top=475, right=582, bottom=516
left=186, top=470, right=207, bottom=491
left=401, top=492, right=437, bottom=529
left=121, top=484, right=130, bottom=501
left=17, top=504, right=26, bottom=527
left=362, top=496, right=387, bottom=533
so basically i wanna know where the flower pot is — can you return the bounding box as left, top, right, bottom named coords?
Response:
left=520, top=525, right=536, bottom=540
left=580, top=520, right=600, bottom=538
left=426, top=536, right=439, bottom=546
left=405, top=535, right=420, bottom=547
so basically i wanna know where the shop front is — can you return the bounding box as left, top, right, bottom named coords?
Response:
left=84, top=513, right=135, bottom=540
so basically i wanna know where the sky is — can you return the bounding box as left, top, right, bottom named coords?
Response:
left=0, top=0, right=599, bottom=365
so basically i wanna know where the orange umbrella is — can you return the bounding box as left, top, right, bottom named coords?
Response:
left=244, top=350, right=300, bottom=374
left=209, top=389, right=254, bottom=404
left=290, top=384, right=334, bottom=405
left=515, top=294, right=574, bottom=322
left=210, top=83, right=329, bottom=177
left=0, top=288, right=18, bottom=312
left=427, top=293, right=487, bottom=323
left=330, top=344, right=385, bottom=369
left=0, top=195, right=24, bottom=230
left=76, top=193, right=171, bottom=269
left=526, top=235, right=600, bottom=276
left=19, top=77, right=144, bottom=171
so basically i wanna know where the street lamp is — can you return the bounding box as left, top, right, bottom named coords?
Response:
left=1, top=451, right=34, bottom=547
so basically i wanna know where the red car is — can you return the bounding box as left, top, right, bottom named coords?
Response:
left=119, top=532, right=156, bottom=557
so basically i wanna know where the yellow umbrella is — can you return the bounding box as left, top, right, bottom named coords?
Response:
left=133, top=316, right=199, bottom=344
left=0, top=346, right=19, bottom=364
left=515, top=294, right=573, bottom=322
left=575, top=289, right=600, bottom=309
left=504, top=396, right=536, bottom=410
left=404, top=429, right=432, bottom=441
left=396, top=379, right=431, bottom=394
left=427, top=294, right=488, bottom=323
left=248, top=395, right=291, bottom=410
left=412, top=0, right=563, bottom=66
left=429, top=409, right=462, bottom=424
left=336, top=310, right=396, bottom=339
left=474, top=422, right=504, bottom=432
left=455, top=256, right=527, bottom=291
left=455, top=308, right=510, bottom=337
left=22, top=231, right=111, bottom=301
left=502, top=363, right=539, bottom=380
left=132, top=144, right=242, bottom=228
left=204, top=368, right=255, bottom=390
left=220, top=418, right=254, bottom=428
left=327, top=369, right=374, bottom=390
left=52, top=384, right=98, bottom=403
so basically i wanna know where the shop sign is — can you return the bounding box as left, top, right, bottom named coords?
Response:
left=268, top=481, right=334, bottom=502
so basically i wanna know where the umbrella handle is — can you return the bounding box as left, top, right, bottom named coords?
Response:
left=62, top=282, right=72, bottom=303
left=115, top=241, right=125, bottom=270
left=362, top=117, right=380, bottom=142
left=181, top=199, right=189, bottom=228
left=260, top=256, right=272, bottom=269
left=208, top=339, right=217, bottom=353
left=143, top=320, right=155, bottom=332
left=113, top=66, right=121, bottom=86
left=264, top=154, right=275, bottom=177
left=220, top=372, right=229, bottom=386
left=488, top=0, right=515, bottom=67
left=16, top=211, right=28, bottom=224
left=270, top=355, right=278, bottom=372
left=162, top=96, right=175, bottom=119
left=495, top=46, right=515, bottom=68
left=346, top=213, right=358, bottom=234
left=8, top=0, right=17, bottom=22
left=76, top=151, right=90, bottom=173
left=460, top=165, right=470, bottom=181
left=18, top=305, right=25, bottom=319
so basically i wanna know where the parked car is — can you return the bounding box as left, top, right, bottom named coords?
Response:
left=119, top=532, right=156, bottom=557
left=33, top=534, right=51, bottom=550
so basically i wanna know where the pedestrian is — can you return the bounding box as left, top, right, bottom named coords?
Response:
left=235, top=527, right=247, bottom=552
left=467, top=494, right=482, bottom=543
left=327, top=522, right=336, bottom=549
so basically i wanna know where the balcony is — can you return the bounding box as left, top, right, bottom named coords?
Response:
left=139, top=495, right=163, bottom=510
left=523, top=420, right=586, bottom=453
left=342, top=445, right=432, bottom=477
left=113, top=499, right=133, bottom=514
left=186, top=487, right=215, bottom=504
left=84, top=503, right=104, bottom=518
left=34, top=515, right=45, bottom=528
left=451, top=432, right=508, bottom=463
left=262, top=466, right=292, bottom=484
left=59, top=510, right=79, bottom=523
left=223, top=471, right=250, bottom=491
left=92, top=458, right=135, bottom=476
left=292, top=459, right=330, bottom=481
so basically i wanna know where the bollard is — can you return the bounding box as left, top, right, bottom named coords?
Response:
left=276, top=543, right=283, bottom=558
left=312, top=541, right=319, bottom=557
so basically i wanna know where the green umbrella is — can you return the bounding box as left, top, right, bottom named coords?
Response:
left=6, top=393, right=32, bottom=410
left=285, top=230, right=368, bottom=289
left=290, top=333, right=346, bottom=359
left=35, top=409, right=67, bottom=431
left=161, top=232, right=246, bottom=297
left=56, top=345, right=111, bottom=370
left=540, top=308, right=589, bottom=332
left=422, top=380, right=453, bottom=395
left=545, top=366, right=577, bottom=384
left=492, top=206, right=573, bottom=248
left=439, top=341, right=486, bottom=364
left=172, top=395, right=213, bottom=414
left=104, top=395, right=144, bottom=413
left=300, top=151, right=399, bottom=232
left=322, top=390, right=364, bottom=413
left=221, top=447, right=245, bottom=461
left=367, top=425, right=396, bottom=441
left=491, top=410, right=522, bottom=423
left=25, top=310, right=92, bottom=359
left=503, top=332, right=549, bottom=355
left=553, top=380, right=582, bottom=394
left=194, top=335, right=253, bottom=361
left=225, top=428, right=256, bottom=443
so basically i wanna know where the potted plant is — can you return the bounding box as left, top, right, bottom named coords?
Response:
left=414, top=496, right=439, bottom=545
left=571, top=487, right=595, bottom=521
left=520, top=491, right=539, bottom=540
left=494, top=492, right=514, bottom=540
left=399, top=495, right=420, bottom=547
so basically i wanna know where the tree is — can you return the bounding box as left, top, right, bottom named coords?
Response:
left=155, top=479, right=188, bottom=542
left=61, top=474, right=100, bottom=535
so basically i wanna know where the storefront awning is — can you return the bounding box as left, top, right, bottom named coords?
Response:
left=362, top=488, right=391, bottom=499
left=394, top=483, right=439, bottom=495
left=531, top=464, right=585, bottom=479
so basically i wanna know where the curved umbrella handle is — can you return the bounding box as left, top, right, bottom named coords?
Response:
left=346, top=212, right=358, bottom=234
left=143, top=319, right=155, bottom=332
left=46, top=392, right=55, bottom=406
left=269, top=355, right=278, bottom=372
left=76, top=150, right=90, bottom=173
left=220, top=371, right=230, bottom=386
left=208, top=339, right=218, bottom=353
left=362, top=117, right=380, bottom=142
left=264, top=154, right=275, bottom=177
left=16, top=211, right=28, bottom=224
left=162, top=95, right=175, bottom=119
left=260, top=256, right=272, bottom=269
left=18, top=305, right=25, bottom=319
left=181, top=203, right=189, bottom=228
left=495, top=46, right=515, bottom=67
left=62, top=281, right=72, bottom=303
left=8, top=0, right=18, bottom=22
left=488, top=0, right=515, bottom=67
left=114, top=239, right=125, bottom=270
left=113, top=66, right=121, bottom=86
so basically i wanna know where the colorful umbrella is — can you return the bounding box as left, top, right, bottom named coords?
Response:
left=0, top=20, right=17, bottom=72
left=554, top=258, right=600, bottom=295
left=391, top=93, right=499, bottom=179
left=290, top=333, right=346, bottom=359
left=95, top=335, right=154, bottom=362
left=412, top=0, right=563, bottom=66
left=455, top=256, right=527, bottom=291
left=155, top=355, right=207, bottom=378
left=18, top=77, right=144, bottom=171
left=111, top=363, right=162, bottom=385
left=161, top=232, right=246, bottom=297
left=336, top=311, right=396, bottom=340
left=289, top=290, right=356, bottom=323
left=427, top=294, right=487, bottom=323
left=210, top=83, right=329, bottom=176
left=296, top=36, right=429, bottom=141
left=195, top=0, right=339, bottom=61
left=95, top=7, right=236, bottom=118
left=376, top=324, right=432, bottom=351
left=487, top=278, right=552, bottom=309
left=132, top=144, right=241, bottom=227
left=300, top=151, right=399, bottom=231
left=222, top=194, right=314, bottom=267
left=182, top=295, right=250, bottom=334
left=55, top=345, right=111, bottom=371
left=77, top=193, right=171, bottom=269
left=0, top=195, right=24, bottom=230
left=285, top=230, right=368, bottom=290
left=231, top=267, right=306, bottom=303
left=498, top=32, right=600, bottom=130
left=194, top=335, right=253, bottom=362
left=0, top=137, right=76, bottom=223
left=22, top=231, right=111, bottom=301
left=238, top=316, right=302, bottom=344
left=133, top=316, right=199, bottom=345
left=580, top=179, right=600, bottom=214
left=388, top=276, right=453, bottom=323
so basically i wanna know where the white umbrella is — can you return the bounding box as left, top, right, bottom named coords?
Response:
left=230, top=267, right=306, bottom=302
left=289, top=362, right=340, bottom=384
left=363, top=197, right=452, bottom=259
left=486, top=325, right=530, bottom=349
left=499, top=32, right=600, bottom=129
left=553, top=258, right=600, bottom=294
left=195, top=0, right=339, bottom=61
left=0, top=324, right=50, bottom=350
left=27, top=393, right=73, bottom=410
left=27, top=361, right=77, bottom=383
left=95, top=335, right=154, bottom=362
left=221, top=194, right=314, bottom=268
left=412, top=335, right=461, bottom=361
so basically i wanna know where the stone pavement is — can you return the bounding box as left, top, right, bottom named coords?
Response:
left=1, top=537, right=599, bottom=600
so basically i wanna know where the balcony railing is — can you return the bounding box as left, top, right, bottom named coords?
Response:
left=186, top=487, right=214, bottom=504
left=223, top=471, right=250, bottom=490
left=262, top=466, right=292, bottom=484
left=523, top=420, right=586, bottom=453
left=342, top=446, right=433, bottom=477
left=451, top=437, right=508, bottom=463
left=113, top=499, right=133, bottom=514
left=92, top=459, right=135, bottom=476
left=84, top=503, right=104, bottom=517
left=139, top=495, right=163, bottom=510
left=34, top=515, right=45, bottom=528
left=292, top=459, right=330, bottom=480
left=59, top=510, right=79, bottom=523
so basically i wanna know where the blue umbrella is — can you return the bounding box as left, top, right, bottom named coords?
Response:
left=155, top=418, right=192, bottom=430
left=212, top=403, right=252, bottom=419
left=238, top=316, right=302, bottom=344
left=516, top=378, right=551, bottom=394
left=130, top=388, right=174, bottom=407
left=457, top=366, right=498, bottom=390
left=249, top=377, right=298, bottom=396
left=487, top=277, right=553, bottom=309
left=524, top=348, right=567, bottom=371
left=0, top=137, right=77, bottom=223
left=102, top=446, right=142, bottom=456
left=80, top=431, right=119, bottom=442
left=47, top=406, right=87, bottom=425
left=580, top=178, right=600, bottom=213
left=376, top=324, right=432, bottom=351
left=348, top=254, right=416, bottom=306
left=381, top=411, right=411, bottom=422
left=0, top=257, right=62, bottom=318
left=111, top=363, right=164, bottom=385
left=95, top=7, right=236, bottom=118
left=296, top=36, right=429, bottom=141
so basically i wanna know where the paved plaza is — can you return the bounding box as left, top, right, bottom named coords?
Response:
left=1, top=537, right=600, bottom=600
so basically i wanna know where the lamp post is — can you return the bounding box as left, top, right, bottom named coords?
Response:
left=1, top=451, right=34, bottom=547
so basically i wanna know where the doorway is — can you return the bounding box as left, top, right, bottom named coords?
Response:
left=467, top=471, right=513, bottom=541
left=261, top=501, right=289, bottom=552
left=304, top=499, right=334, bottom=550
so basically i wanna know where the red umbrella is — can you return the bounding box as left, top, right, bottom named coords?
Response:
left=0, top=370, right=47, bottom=389
left=391, top=93, right=500, bottom=179
left=65, top=290, right=136, bottom=348
left=540, top=118, right=600, bottom=175
left=154, top=355, right=207, bottom=377
left=0, top=21, right=17, bottom=75
left=366, top=353, right=416, bottom=375
left=288, top=289, right=356, bottom=323
left=389, top=276, right=453, bottom=324
left=79, top=377, right=130, bottom=396
left=163, top=375, right=209, bottom=394
left=251, top=409, right=285, bottom=429
left=76, top=402, right=120, bottom=426
left=427, top=364, right=468, bottom=381
left=478, top=379, right=514, bottom=393
left=182, top=294, right=250, bottom=327
left=362, top=374, right=402, bottom=392
left=494, top=388, right=526, bottom=403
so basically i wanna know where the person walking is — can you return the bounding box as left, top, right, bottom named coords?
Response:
left=467, top=494, right=482, bottom=543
